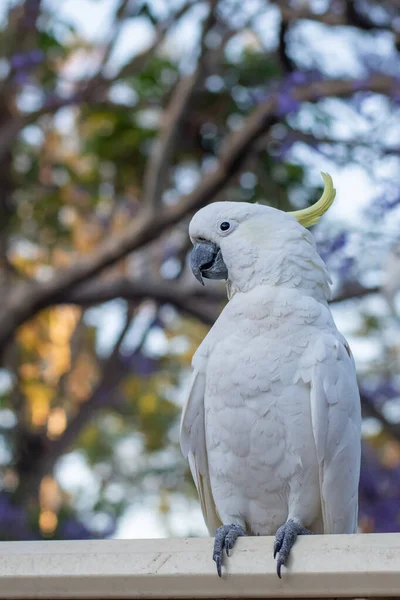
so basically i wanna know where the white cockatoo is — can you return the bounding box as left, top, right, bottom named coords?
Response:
left=180, top=174, right=361, bottom=577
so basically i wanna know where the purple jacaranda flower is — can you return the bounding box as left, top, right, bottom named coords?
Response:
left=337, top=255, right=355, bottom=277
left=359, top=445, right=400, bottom=533
left=330, top=232, right=347, bottom=253
left=29, top=49, right=44, bottom=64
left=288, top=71, right=307, bottom=85
left=0, top=493, right=37, bottom=541
left=10, top=53, right=27, bottom=69
left=13, top=71, right=29, bottom=85
left=274, top=93, right=300, bottom=116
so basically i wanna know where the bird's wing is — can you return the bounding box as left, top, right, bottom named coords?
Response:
left=309, top=334, right=361, bottom=534
left=180, top=368, right=222, bottom=534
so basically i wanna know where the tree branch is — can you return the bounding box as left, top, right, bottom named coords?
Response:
left=68, top=277, right=225, bottom=325
left=331, top=283, right=380, bottom=304
left=344, top=0, right=390, bottom=32
left=142, top=1, right=217, bottom=209
left=93, top=0, right=132, bottom=76
left=0, top=74, right=397, bottom=352
left=273, top=0, right=398, bottom=37
left=278, top=20, right=295, bottom=73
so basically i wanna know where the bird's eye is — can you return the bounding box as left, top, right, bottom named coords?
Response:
left=220, top=221, right=231, bottom=232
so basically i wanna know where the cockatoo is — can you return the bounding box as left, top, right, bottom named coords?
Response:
left=180, top=173, right=361, bottom=578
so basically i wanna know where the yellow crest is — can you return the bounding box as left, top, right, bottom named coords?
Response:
left=289, top=172, right=336, bottom=227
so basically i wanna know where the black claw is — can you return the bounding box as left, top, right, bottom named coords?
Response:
left=277, top=559, right=283, bottom=579
left=214, top=553, right=222, bottom=577
left=212, top=523, right=247, bottom=577
left=273, top=519, right=312, bottom=579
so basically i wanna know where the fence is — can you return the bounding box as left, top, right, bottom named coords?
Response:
left=0, top=534, right=399, bottom=598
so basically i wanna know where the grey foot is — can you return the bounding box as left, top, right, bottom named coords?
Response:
left=213, top=523, right=247, bottom=577
left=274, top=519, right=312, bottom=578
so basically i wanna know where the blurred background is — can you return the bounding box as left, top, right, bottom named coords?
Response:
left=0, top=0, right=399, bottom=541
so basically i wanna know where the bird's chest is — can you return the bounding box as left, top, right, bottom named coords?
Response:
left=194, top=288, right=330, bottom=533
left=203, top=316, right=317, bottom=505
left=204, top=346, right=306, bottom=466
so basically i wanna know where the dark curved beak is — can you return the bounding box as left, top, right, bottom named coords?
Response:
left=190, top=241, right=228, bottom=286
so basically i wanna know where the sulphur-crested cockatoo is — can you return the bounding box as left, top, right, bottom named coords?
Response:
left=180, top=173, right=361, bottom=577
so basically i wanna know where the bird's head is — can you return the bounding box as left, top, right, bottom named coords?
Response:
left=189, top=173, right=335, bottom=298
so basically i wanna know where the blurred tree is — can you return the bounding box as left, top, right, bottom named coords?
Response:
left=0, top=0, right=399, bottom=539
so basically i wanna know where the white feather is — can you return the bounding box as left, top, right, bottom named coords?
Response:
left=181, top=201, right=361, bottom=537
left=180, top=370, right=222, bottom=533
left=310, top=339, right=361, bottom=533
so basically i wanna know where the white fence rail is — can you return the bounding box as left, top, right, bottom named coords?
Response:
left=0, top=534, right=399, bottom=598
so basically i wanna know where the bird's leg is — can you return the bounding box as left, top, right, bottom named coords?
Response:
left=274, top=518, right=312, bottom=578
left=213, top=523, right=247, bottom=577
